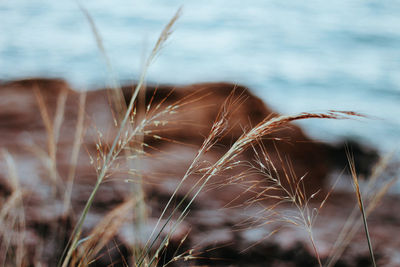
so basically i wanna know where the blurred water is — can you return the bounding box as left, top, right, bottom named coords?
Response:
left=1, top=0, right=399, bottom=157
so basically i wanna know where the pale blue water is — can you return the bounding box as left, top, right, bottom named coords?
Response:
left=1, top=0, right=400, bottom=156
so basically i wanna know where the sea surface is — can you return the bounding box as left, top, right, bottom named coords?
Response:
left=1, top=1, right=399, bottom=160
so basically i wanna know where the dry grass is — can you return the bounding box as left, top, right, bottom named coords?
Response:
left=325, top=153, right=397, bottom=267
left=1, top=6, right=398, bottom=267
left=33, top=85, right=67, bottom=191
left=75, top=198, right=136, bottom=266
left=63, top=92, right=87, bottom=215
left=347, top=149, right=376, bottom=267
left=0, top=150, right=27, bottom=267
left=60, top=7, right=183, bottom=267
left=2, top=68, right=396, bottom=267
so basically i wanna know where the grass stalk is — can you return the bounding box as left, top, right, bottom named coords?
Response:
left=59, top=8, right=182, bottom=267
left=347, top=151, right=376, bottom=267
left=79, top=5, right=149, bottom=259
left=78, top=3, right=126, bottom=116
left=76, top=198, right=136, bottom=266
left=1, top=150, right=26, bottom=267
left=33, top=86, right=59, bottom=187
left=326, top=153, right=397, bottom=267
left=63, top=92, right=87, bottom=215
left=139, top=111, right=360, bottom=266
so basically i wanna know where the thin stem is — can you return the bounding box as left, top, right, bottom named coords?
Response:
left=359, top=194, right=376, bottom=267
left=347, top=150, right=376, bottom=267
left=59, top=7, right=182, bottom=267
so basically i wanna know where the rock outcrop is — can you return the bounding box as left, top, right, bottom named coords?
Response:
left=0, top=78, right=392, bottom=267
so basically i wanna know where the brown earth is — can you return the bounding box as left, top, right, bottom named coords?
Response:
left=0, top=78, right=397, bottom=267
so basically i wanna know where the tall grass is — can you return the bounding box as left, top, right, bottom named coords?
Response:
left=0, top=150, right=26, bottom=267
left=325, top=153, right=397, bottom=267
left=63, top=92, right=87, bottom=215
left=1, top=5, right=398, bottom=267
left=33, top=85, right=68, bottom=192
left=59, top=8, right=182, bottom=267
left=133, top=111, right=367, bottom=267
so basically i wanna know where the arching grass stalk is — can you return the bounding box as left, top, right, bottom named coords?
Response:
left=137, top=88, right=242, bottom=265
left=59, top=7, right=182, bottom=267
left=136, top=97, right=236, bottom=266
left=139, top=111, right=362, bottom=266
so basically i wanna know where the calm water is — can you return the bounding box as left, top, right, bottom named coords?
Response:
left=1, top=0, right=399, bottom=156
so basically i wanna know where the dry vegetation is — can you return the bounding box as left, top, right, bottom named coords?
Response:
left=0, top=7, right=398, bottom=267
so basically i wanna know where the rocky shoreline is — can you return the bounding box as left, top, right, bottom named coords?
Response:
left=0, top=78, right=397, bottom=266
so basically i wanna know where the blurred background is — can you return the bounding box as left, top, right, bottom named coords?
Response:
left=1, top=0, right=399, bottom=154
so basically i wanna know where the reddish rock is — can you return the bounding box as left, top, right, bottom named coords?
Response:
left=0, top=78, right=390, bottom=267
